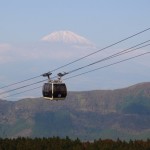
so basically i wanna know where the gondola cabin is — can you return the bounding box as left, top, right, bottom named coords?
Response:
left=42, top=82, right=67, bottom=100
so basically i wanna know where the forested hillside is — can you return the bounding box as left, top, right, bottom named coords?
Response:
left=0, top=82, right=150, bottom=140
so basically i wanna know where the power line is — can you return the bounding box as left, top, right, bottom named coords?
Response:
left=1, top=27, right=150, bottom=89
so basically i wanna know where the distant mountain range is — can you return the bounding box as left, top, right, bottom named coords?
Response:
left=0, top=82, right=150, bottom=140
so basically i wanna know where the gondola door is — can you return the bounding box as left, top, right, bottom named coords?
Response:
left=42, top=83, right=53, bottom=100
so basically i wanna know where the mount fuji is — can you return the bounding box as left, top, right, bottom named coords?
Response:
left=41, top=30, right=94, bottom=46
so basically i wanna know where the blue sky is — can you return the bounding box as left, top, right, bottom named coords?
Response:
left=1, top=0, right=149, bottom=43
left=0, top=0, right=150, bottom=100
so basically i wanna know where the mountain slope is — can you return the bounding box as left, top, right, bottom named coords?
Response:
left=0, top=82, right=150, bottom=140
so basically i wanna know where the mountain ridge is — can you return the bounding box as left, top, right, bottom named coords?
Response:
left=0, top=82, right=150, bottom=140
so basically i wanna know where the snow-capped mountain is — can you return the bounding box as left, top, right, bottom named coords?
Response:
left=41, top=30, right=93, bottom=46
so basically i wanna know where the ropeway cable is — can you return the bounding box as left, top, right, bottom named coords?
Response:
left=49, top=27, right=150, bottom=72
left=3, top=51, right=150, bottom=99
left=64, top=52, right=150, bottom=81
left=67, top=41, right=150, bottom=74
left=2, top=86, right=42, bottom=99
left=1, top=27, right=150, bottom=89
left=0, top=75, right=57, bottom=96
left=0, top=41, right=150, bottom=95
left=0, top=79, right=47, bottom=95
left=1, top=42, right=150, bottom=97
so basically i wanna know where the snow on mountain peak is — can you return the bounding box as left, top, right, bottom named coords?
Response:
left=41, top=30, right=93, bottom=45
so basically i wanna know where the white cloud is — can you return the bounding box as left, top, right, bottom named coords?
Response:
left=1, top=42, right=97, bottom=62
left=0, top=43, right=14, bottom=63
left=0, top=39, right=149, bottom=72
left=0, top=43, right=11, bottom=50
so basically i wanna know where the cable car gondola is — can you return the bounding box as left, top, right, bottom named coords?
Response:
left=42, top=72, right=67, bottom=100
